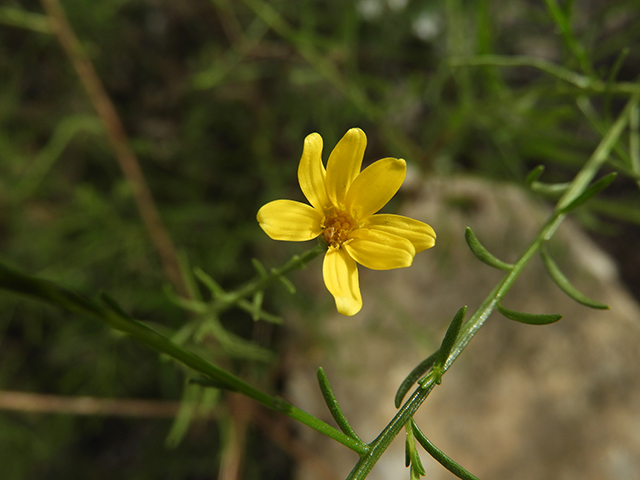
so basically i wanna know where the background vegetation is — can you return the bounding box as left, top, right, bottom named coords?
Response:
left=1, top=0, right=640, bottom=478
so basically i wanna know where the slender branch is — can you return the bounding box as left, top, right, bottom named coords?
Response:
left=449, top=55, right=640, bottom=96
left=345, top=90, right=637, bottom=480
left=39, top=0, right=188, bottom=297
left=0, top=247, right=367, bottom=456
left=218, top=242, right=327, bottom=309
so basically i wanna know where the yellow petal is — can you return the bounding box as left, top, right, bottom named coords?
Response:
left=325, top=128, right=367, bottom=208
left=345, top=158, right=406, bottom=220
left=362, top=214, right=436, bottom=253
left=257, top=200, right=323, bottom=241
left=298, top=133, right=330, bottom=211
left=344, top=228, right=415, bottom=270
left=323, top=247, right=362, bottom=316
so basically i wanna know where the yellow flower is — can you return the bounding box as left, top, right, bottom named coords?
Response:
left=257, top=128, right=436, bottom=316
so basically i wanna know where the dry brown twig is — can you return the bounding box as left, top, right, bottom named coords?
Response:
left=0, top=390, right=189, bottom=418
left=39, top=0, right=188, bottom=298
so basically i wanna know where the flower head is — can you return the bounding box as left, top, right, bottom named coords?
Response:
left=257, top=128, right=436, bottom=316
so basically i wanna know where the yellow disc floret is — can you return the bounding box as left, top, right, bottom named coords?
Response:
left=322, top=209, right=356, bottom=248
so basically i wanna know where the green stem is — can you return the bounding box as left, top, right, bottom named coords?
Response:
left=542, top=0, right=593, bottom=76
left=347, top=380, right=437, bottom=480
left=345, top=91, right=636, bottom=479
left=0, top=247, right=367, bottom=456
left=224, top=241, right=326, bottom=307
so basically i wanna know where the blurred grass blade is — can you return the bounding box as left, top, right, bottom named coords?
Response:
left=165, top=383, right=216, bottom=448
left=449, top=55, right=593, bottom=90
left=559, top=172, right=617, bottom=213
left=251, top=290, right=265, bottom=320
left=0, top=6, right=52, bottom=33
left=433, top=306, right=467, bottom=375
left=236, top=298, right=283, bottom=324
left=317, top=368, right=362, bottom=442
left=164, top=285, right=208, bottom=314
left=276, top=273, right=296, bottom=294
left=100, top=292, right=134, bottom=319
left=540, top=244, right=609, bottom=309
left=465, top=227, right=514, bottom=271
left=530, top=181, right=571, bottom=196
left=411, top=419, right=480, bottom=480
left=178, top=251, right=202, bottom=301
left=525, top=165, right=545, bottom=185
left=251, top=258, right=268, bottom=278
left=193, top=267, right=226, bottom=297
left=526, top=166, right=571, bottom=195
left=15, top=115, right=102, bottom=201
left=558, top=94, right=638, bottom=212
left=604, top=48, right=630, bottom=122
left=394, top=352, right=438, bottom=408
left=542, top=0, right=592, bottom=76
left=497, top=302, right=562, bottom=325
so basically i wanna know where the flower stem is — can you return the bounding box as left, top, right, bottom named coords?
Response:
left=0, top=243, right=367, bottom=455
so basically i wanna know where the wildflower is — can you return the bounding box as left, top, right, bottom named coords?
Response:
left=257, top=128, right=435, bottom=316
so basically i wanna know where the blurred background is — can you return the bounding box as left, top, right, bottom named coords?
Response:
left=1, top=0, right=640, bottom=478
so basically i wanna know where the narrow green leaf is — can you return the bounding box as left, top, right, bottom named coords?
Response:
left=465, top=227, right=514, bottom=271
left=0, top=261, right=102, bottom=315
left=530, top=181, right=571, bottom=196
left=275, top=271, right=296, bottom=294
left=317, top=368, right=362, bottom=442
left=604, top=48, right=630, bottom=123
left=166, top=383, right=204, bottom=448
left=404, top=423, right=411, bottom=468
left=250, top=290, right=265, bottom=322
left=251, top=258, right=268, bottom=278
left=411, top=419, right=480, bottom=480
left=540, top=244, right=609, bottom=309
left=559, top=172, right=618, bottom=214
left=405, top=421, right=426, bottom=476
left=525, top=165, right=545, bottom=186
left=497, top=302, right=562, bottom=325
left=178, top=252, right=202, bottom=302
left=236, top=298, right=283, bottom=324
left=394, top=352, right=438, bottom=408
left=0, top=6, right=52, bottom=33
left=193, top=268, right=226, bottom=297
left=163, top=285, right=208, bottom=314
left=433, top=306, right=467, bottom=374
left=412, top=456, right=426, bottom=477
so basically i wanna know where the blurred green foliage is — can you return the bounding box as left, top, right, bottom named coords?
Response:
left=1, top=0, right=640, bottom=478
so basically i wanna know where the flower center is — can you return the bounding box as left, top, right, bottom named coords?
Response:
left=322, top=209, right=356, bottom=248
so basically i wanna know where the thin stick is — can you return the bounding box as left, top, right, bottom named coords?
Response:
left=39, top=0, right=188, bottom=297
left=0, top=390, right=192, bottom=418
